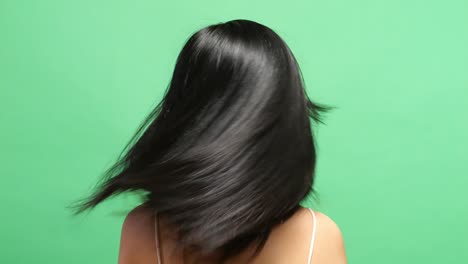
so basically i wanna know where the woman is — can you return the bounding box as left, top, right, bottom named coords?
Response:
left=76, top=19, right=347, bottom=264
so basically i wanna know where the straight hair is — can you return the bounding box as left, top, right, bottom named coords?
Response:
left=74, top=19, right=332, bottom=262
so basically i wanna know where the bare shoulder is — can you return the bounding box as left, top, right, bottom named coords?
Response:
left=313, top=210, right=344, bottom=241
left=256, top=207, right=346, bottom=264
left=122, top=203, right=154, bottom=229
left=311, top=210, right=347, bottom=264
left=277, top=207, right=345, bottom=244
left=118, top=203, right=156, bottom=264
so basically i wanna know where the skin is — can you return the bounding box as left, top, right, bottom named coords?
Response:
left=118, top=204, right=347, bottom=264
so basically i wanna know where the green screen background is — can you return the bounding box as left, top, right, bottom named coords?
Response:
left=1, top=0, right=467, bottom=263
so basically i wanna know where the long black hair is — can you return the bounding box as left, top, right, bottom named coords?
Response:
left=75, top=19, right=332, bottom=262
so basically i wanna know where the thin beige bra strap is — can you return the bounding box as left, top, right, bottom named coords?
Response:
left=154, top=213, right=162, bottom=264
left=307, top=208, right=318, bottom=264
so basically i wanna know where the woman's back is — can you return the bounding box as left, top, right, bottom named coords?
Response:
left=118, top=204, right=346, bottom=264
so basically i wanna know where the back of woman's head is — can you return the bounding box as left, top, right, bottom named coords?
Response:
left=76, top=19, right=330, bottom=261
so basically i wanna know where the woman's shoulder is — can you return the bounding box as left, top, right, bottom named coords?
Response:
left=258, top=207, right=346, bottom=263
left=119, top=204, right=156, bottom=264
left=301, top=207, right=345, bottom=243
left=123, top=203, right=154, bottom=222
left=272, top=207, right=344, bottom=240
left=296, top=207, right=347, bottom=264
left=121, top=203, right=155, bottom=237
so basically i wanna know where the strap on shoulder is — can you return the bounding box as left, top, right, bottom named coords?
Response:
left=306, top=208, right=318, bottom=264
left=154, top=213, right=162, bottom=264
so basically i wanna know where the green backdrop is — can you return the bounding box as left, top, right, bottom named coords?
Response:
left=1, top=0, right=467, bottom=263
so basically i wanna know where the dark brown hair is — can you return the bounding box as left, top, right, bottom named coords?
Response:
left=75, top=19, right=331, bottom=262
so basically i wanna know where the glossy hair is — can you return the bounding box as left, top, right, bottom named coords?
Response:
left=75, top=19, right=332, bottom=262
